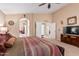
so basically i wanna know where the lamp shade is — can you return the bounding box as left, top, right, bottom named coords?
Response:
left=0, top=27, right=8, bottom=34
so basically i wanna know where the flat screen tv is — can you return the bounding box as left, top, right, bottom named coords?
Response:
left=63, top=26, right=79, bottom=35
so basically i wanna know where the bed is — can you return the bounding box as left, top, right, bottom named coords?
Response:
left=22, top=37, right=64, bottom=56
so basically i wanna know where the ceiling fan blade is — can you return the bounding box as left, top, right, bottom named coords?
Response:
left=39, top=3, right=46, bottom=6
left=48, top=3, right=51, bottom=9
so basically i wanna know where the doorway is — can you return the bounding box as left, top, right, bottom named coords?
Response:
left=36, top=21, right=56, bottom=39
left=19, top=18, right=29, bottom=37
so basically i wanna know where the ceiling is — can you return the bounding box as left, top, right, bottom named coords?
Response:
left=0, top=3, right=68, bottom=14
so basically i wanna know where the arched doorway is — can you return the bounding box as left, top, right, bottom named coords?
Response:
left=19, top=18, right=29, bottom=37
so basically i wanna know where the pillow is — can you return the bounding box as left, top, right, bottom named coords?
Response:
left=0, top=44, right=6, bottom=52
left=4, top=37, right=16, bottom=48
left=6, top=33, right=12, bottom=41
left=0, top=34, right=6, bottom=41
left=0, top=34, right=7, bottom=51
left=0, top=33, right=12, bottom=41
left=0, top=39, right=6, bottom=52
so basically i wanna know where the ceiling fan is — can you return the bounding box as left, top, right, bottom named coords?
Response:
left=39, top=3, right=51, bottom=9
left=38, top=3, right=60, bottom=9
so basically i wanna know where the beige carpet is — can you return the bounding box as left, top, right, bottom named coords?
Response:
left=50, top=39, right=79, bottom=56
left=4, top=38, right=79, bottom=56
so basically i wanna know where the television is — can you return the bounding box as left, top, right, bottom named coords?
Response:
left=63, top=26, right=79, bottom=35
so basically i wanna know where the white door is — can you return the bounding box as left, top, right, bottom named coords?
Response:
left=46, top=23, right=56, bottom=39
left=36, top=22, right=45, bottom=38
left=36, top=22, right=41, bottom=38
left=36, top=22, right=56, bottom=39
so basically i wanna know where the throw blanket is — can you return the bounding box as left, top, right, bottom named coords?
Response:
left=22, top=37, right=62, bottom=56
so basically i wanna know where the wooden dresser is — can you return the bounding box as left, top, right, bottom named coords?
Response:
left=61, top=34, right=79, bottom=47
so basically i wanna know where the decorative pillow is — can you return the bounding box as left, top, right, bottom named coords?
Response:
left=0, top=33, right=12, bottom=42
left=4, top=37, right=16, bottom=48
left=6, top=33, right=12, bottom=41
left=0, top=37, right=6, bottom=52
left=0, top=33, right=12, bottom=51
left=0, top=34, right=7, bottom=52
left=0, top=34, right=6, bottom=41
left=0, top=44, right=6, bottom=52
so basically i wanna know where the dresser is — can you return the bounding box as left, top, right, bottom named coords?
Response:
left=61, top=34, right=79, bottom=47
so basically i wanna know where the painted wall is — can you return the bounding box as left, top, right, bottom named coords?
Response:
left=5, top=14, right=53, bottom=37
left=52, top=4, right=79, bottom=41
left=0, top=10, right=5, bottom=26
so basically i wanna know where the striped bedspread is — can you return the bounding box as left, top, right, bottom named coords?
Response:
left=22, top=37, right=62, bottom=56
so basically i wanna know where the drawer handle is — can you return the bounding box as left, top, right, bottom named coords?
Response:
left=71, top=36, right=76, bottom=38
left=64, top=36, right=67, bottom=37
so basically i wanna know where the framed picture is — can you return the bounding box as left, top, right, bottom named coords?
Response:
left=8, top=20, right=14, bottom=25
left=67, top=16, right=77, bottom=25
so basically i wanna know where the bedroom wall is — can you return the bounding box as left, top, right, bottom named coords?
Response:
left=52, top=4, right=79, bottom=41
left=0, top=10, right=5, bottom=26
left=32, top=14, right=53, bottom=36
left=5, top=14, right=53, bottom=37
left=5, top=14, right=32, bottom=37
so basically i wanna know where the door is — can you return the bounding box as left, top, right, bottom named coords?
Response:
left=36, top=22, right=45, bottom=38
left=46, top=23, right=56, bottom=39
left=36, top=22, right=56, bottom=39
